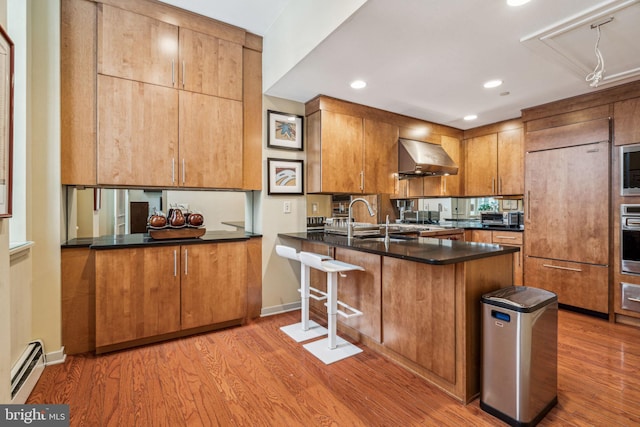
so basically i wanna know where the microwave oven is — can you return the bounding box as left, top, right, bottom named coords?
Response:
left=621, top=144, right=640, bottom=195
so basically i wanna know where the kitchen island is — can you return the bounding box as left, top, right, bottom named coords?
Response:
left=278, top=232, right=518, bottom=403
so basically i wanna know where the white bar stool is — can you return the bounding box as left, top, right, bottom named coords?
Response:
left=298, top=251, right=364, bottom=364
left=275, top=245, right=329, bottom=342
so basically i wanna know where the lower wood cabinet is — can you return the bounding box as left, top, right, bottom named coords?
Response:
left=95, top=241, right=248, bottom=352
left=524, top=256, right=608, bottom=314
left=466, top=229, right=523, bottom=286
left=382, top=257, right=456, bottom=383
left=96, top=246, right=181, bottom=348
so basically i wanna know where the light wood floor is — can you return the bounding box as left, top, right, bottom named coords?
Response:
left=28, top=309, right=640, bottom=426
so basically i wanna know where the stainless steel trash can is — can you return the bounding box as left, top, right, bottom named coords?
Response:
left=480, top=286, right=558, bottom=427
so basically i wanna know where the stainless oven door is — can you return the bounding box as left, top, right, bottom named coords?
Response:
left=622, top=215, right=640, bottom=274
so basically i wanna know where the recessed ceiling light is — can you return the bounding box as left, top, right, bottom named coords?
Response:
left=507, top=0, right=531, bottom=6
left=483, top=79, right=503, bottom=88
left=464, top=115, right=478, bottom=121
left=350, top=80, right=367, bottom=89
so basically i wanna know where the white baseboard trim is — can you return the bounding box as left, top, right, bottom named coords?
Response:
left=45, top=346, right=66, bottom=366
left=261, top=301, right=301, bottom=317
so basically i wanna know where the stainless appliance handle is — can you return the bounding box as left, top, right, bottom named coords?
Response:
left=624, top=218, right=640, bottom=228
left=543, top=263, right=582, bottom=273
left=627, top=297, right=640, bottom=303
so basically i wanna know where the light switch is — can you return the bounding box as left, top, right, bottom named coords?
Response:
left=283, top=201, right=292, bottom=214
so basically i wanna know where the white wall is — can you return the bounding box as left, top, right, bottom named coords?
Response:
left=259, top=96, right=307, bottom=315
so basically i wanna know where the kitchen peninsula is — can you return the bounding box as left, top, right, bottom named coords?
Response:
left=278, top=232, right=518, bottom=403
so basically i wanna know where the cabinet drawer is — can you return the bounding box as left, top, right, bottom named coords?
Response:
left=524, top=257, right=608, bottom=313
left=621, top=282, right=640, bottom=313
left=491, top=231, right=523, bottom=245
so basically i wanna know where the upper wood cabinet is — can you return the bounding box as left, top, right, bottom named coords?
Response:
left=98, top=4, right=179, bottom=88
left=179, top=91, right=243, bottom=188
left=63, top=0, right=261, bottom=189
left=464, top=125, right=523, bottom=196
left=306, top=95, right=462, bottom=195
left=307, top=110, right=365, bottom=194
left=614, top=97, right=640, bottom=146
left=179, top=28, right=243, bottom=100
left=97, top=75, right=178, bottom=187
left=418, top=135, right=463, bottom=197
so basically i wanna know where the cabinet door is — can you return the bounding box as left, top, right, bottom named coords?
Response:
left=525, top=142, right=609, bottom=265
left=96, top=246, right=181, bottom=348
left=497, top=128, right=524, bottom=195
left=179, top=91, right=243, bottom=188
left=179, top=28, right=243, bottom=100
left=614, top=97, right=640, bottom=146
left=97, top=75, right=178, bottom=187
left=320, top=111, right=364, bottom=193
left=383, top=257, right=456, bottom=383
left=364, top=120, right=398, bottom=194
left=181, top=242, right=247, bottom=329
left=465, top=134, right=497, bottom=196
left=441, top=135, right=463, bottom=196
left=98, top=4, right=178, bottom=88
left=469, top=229, right=492, bottom=243
left=335, top=248, right=382, bottom=342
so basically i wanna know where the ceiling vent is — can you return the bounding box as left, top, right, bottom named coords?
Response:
left=521, top=0, right=640, bottom=87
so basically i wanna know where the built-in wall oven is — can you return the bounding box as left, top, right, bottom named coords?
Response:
left=621, top=144, right=640, bottom=195
left=621, top=204, right=640, bottom=274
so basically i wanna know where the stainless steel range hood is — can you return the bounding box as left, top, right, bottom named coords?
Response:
left=398, top=138, right=458, bottom=179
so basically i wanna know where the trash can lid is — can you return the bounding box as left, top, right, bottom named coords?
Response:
left=481, top=286, right=558, bottom=313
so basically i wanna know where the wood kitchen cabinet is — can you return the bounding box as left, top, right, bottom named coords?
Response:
left=179, top=91, right=243, bottom=188
left=406, top=135, right=464, bottom=198
left=95, top=241, right=248, bottom=352
left=524, top=118, right=610, bottom=313
left=179, top=27, right=243, bottom=100
left=95, top=246, right=181, bottom=349
left=464, top=128, right=523, bottom=196
left=465, top=229, right=523, bottom=285
left=181, top=242, right=247, bottom=329
left=97, top=75, right=178, bottom=187
left=614, top=97, right=640, bottom=146
left=382, top=257, right=456, bottom=383
left=98, top=4, right=179, bottom=88
left=62, top=0, right=261, bottom=189
left=364, top=119, right=399, bottom=195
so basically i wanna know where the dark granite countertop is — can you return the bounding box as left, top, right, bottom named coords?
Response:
left=278, top=232, right=519, bottom=265
left=62, top=230, right=261, bottom=250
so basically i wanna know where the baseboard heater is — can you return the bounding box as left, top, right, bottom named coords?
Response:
left=10, top=340, right=45, bottom=404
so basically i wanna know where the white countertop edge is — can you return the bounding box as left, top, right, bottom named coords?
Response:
left=9, top=241, right=35, bottom=256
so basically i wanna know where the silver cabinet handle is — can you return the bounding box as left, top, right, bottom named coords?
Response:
left=499, top=177, right=503, bottom=194
left=494, top=235, right=517, bottom=240
left=442, top=178, right=446, bottom=194
left=171, top=59, right=175, bottom=86
left=173, top=250, right=177, bottom=277
left=172, top=158, right=175, bottom=184
left=627, top=297, right=640, bottom=303
left=182, top=159, right=186, bottom=185
left=542, top=263, right=582, bottom=273
left=492, top=177, right=495, bottom=194
left=184, top=248, right=188, bottom=275
left=182, top=60, right=185, bottom=88
left=360, top=171, right=364, bottom=191
left=527, top=190, right=531, bottom=220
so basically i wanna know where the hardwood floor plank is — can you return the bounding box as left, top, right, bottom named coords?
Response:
left=26, top=309, right=640, bottom=426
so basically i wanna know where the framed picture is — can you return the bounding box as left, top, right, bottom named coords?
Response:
left=267, top=110, right=303, bottom=151
left=267, top=158, right=304, bottom=195
left=0, top=26, right=14, bottom=218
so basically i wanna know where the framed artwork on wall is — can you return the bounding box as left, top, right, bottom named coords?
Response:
left=0, top=25, right=14, bottom=218
left=267, top=158, right=304, bottom=195
left=267, top=110, right=303, bottom=151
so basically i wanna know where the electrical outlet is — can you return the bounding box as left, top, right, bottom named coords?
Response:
left=312, top=203, right=318, bottom=213
left=283, top=201, right=292, bottom=214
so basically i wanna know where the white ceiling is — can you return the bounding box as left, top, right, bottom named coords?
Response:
left=159, top=0, right=640, bottom=129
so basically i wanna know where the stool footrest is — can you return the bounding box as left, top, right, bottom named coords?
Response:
left=325, top=300, right=363, bottom=319
left=298, top=286, right=328, bottom=301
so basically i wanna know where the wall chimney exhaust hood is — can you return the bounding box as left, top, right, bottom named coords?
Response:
left=397, top=138, right=458, bottom=179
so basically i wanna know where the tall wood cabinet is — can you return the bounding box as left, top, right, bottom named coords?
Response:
left=523, top=117, right=610, bottom=314
left=62, top=0, right=261, bottom=189
left=464, top=122, right=523, bottom=197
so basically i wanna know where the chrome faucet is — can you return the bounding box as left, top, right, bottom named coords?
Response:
left=384, top=214, right=390, bottom=245
left=348, top=197, right=375, bottom=240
